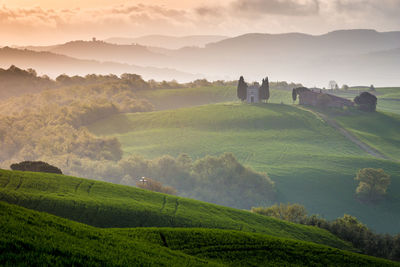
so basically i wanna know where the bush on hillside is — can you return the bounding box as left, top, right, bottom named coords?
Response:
left=10, top=161, right=62, bottom=174
left=251, top=203, right=307, bottom=223
left=354, top=92, right=377, bottom=112
left=136, top=177, right=178, bottom=195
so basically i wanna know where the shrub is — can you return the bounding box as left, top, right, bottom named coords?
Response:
left=136, top=177, right=178, bottom=195
left=10, top=161, right=62, bottom=174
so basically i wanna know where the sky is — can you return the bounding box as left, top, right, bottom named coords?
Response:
left=0, top=0, right=399, bottom=45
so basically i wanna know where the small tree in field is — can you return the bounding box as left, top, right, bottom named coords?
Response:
left=370, top=84, right=375, bottom=91
left=355, top=168, right=391, bottom=203
left=329, top=80, right=338, bottom=90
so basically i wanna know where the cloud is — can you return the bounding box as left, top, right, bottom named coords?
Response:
left=0, top=1, right=399, bottom=46
left=195, top=6, right=222, bottom=17
left=231, top=0, right=320, bottom=16
left=0, top=4, right=194, bottom=44
left=334, top=0, right=400, bottom=16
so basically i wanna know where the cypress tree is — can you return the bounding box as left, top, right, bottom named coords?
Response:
left=265, top=77, right=270, bottom=102
left=259, top=77, right=270, bottom=103
left=237, top=76, right=247, bottom=101
left=292, top=88, right=297, bottom=102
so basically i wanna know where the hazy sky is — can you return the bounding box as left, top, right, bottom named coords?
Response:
left=1, top=0, right=399, bottom=45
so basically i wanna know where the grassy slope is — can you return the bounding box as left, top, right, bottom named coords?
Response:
left=330, top=109, right=400, bottom=161
left=0, top=169, right=351, bottom=250
left=87, top=103, right=400, bottom=234
left=2, top=201, right=397, bottom=267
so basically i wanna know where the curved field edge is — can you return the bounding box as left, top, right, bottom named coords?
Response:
left=0, top=169, right=351, bottom=250
left=1, top=201, right=398, bottom=267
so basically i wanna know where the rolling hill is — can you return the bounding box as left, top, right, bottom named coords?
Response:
left=0, top=47, right=198, bottom=81
left=0, top=169, right=351, bottom=249
left=23, top=40, right=166, bottom=67
left=162, top=29, right=400, bottom=86
left=2, top=200, right=398, bottom=266
left=87, top=102, right=400, bottom=234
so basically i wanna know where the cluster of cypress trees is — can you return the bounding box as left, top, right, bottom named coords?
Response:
left=237, top=76, right=270, bottom=102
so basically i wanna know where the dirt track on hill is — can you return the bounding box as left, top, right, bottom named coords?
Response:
left=317, top=112, right=389, bottom=160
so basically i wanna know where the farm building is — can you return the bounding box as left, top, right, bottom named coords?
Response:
left=296, top=88, right=354, bottom=108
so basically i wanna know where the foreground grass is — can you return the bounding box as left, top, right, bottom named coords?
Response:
left=1, top=201, right=399, bottom=266
left=87, top=103, right=400, bottom=234
left=0, top=169, right=351, bottom=250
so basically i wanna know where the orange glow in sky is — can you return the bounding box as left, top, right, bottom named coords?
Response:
left=0, top=0, right=399, bottom=45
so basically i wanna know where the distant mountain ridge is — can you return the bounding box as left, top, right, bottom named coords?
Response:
left=164, top=29, right=400, bottom=86
left=105, top=35, right=229, bottom=49
left=0, top=46, right=200, bottom=81
left=7, top=29, right=400, bottom=86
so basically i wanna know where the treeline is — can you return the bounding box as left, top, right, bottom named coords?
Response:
left=0, top=66, right=301, bottom=102
left=0, top=78, right=153, bottom=165
left=0, top=65, right=54, bottom=100
left=0, top=66, right=239, bottom=101
left=252, top=203, right=400, bottom=261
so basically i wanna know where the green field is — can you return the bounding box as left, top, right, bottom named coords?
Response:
left=3, top=200, right=398, bottom=266
left=88, top=102, right=400, bottom=234
left=0, top=169, right=351, bottom=249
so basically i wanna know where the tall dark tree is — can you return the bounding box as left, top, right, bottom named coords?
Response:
left=292, top=88, right=297, bottom=102
left=259, top=77, right=270, bottom=103
left=237, top=76, right=247, bottom=101
left=354, top=92, right=377, bottom=112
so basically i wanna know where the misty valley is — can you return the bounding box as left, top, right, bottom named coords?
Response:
left=1, top=28, right=400, bottom=266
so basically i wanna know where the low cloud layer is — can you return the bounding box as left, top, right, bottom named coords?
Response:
left=0, top=0, right=399, bottom=45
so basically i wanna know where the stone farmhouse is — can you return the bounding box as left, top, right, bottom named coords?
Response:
left=297, top=88, right=354, bottom=108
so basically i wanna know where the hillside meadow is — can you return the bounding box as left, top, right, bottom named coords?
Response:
left=2, top=200, right=398, bottom=266
left=88, top=102, right=400, bottom=234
